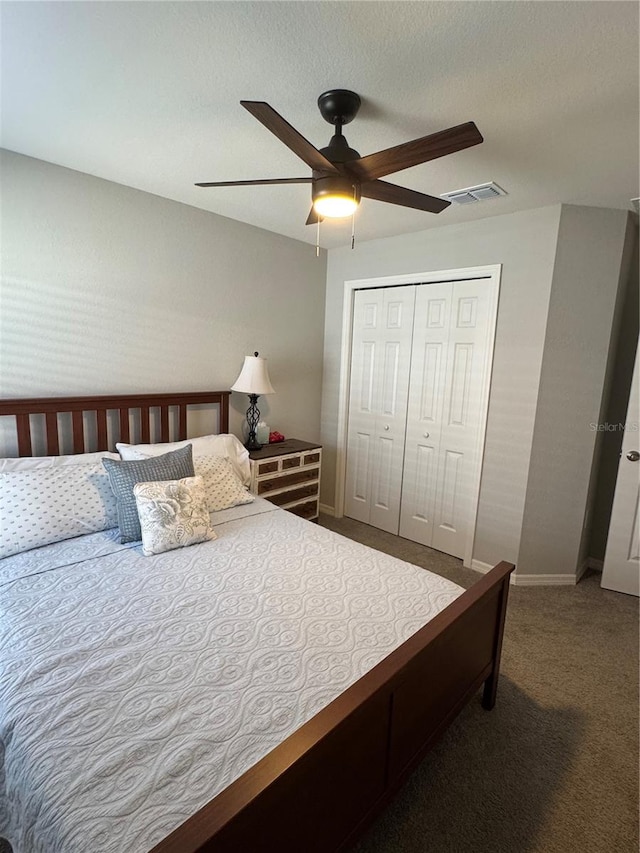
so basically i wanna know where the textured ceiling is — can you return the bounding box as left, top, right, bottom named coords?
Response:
left=1, top=1, right=638, bottom=249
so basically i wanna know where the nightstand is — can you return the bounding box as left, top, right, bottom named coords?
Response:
left=248, top=439, right=322, bottom=520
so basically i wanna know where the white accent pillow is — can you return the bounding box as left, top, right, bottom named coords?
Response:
left=194, top=455, right=255, bottom=512
left=0, top=463, right=118, bottom=559
left=133, top=476, right=216, bottom=556
left=0, top=451, right=119, bottom=472
left=117, top=434, right=250, bottom=486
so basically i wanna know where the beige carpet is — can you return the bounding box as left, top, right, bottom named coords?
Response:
left=320, top=514, right=639, bottom=853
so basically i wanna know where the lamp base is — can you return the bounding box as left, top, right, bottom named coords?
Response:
left=244, top=394, right=262, bottom=452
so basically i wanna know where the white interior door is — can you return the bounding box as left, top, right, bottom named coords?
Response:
left=398, top=283, right=451, bottom=547
left=344, top=286, right=415, bottom=533
left=400, top=279, right=495, bottom=559
left=601, top=343, right=640, bottom=597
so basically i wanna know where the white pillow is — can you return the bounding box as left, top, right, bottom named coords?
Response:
left=133, top=476, right=216, bottom=556
left=117, top=434, right=250, bottom=486
left=0, top=451, right=119, bottom=472
left=0, top=463, right=118, bottom=559
left=194, top=455, right=255, bottom=512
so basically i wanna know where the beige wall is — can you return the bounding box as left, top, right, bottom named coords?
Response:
left=321, top=205, right=562, bottom=568
left=0, top=150, right=327, bottom=454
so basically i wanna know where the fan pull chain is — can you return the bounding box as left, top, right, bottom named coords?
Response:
left=351, top=187, right=357, bottom=250
left=316, top=217, right=320, bottom=257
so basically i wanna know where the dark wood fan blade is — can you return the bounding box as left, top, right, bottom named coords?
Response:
left=241, top=101, right=339, bottom=174
left=361, top=180, right=450, bottom=213
left=347, top=122, right=483, bottom=181
left=305, top=207, right=323, bottom=225
left=195, top=178, right=313, bottom=187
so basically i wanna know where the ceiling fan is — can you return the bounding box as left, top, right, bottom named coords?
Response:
left=195, top=90, right=483, bottom=225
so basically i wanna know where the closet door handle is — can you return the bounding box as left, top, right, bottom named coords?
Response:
left=423, top=432, right=430, bottom=438
left=383, top=425, right=390, bottom=431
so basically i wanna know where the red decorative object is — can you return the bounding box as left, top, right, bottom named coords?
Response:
left=269, top=431, right=285, bottom=443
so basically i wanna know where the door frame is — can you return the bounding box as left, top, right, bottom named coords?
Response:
left=335, top=264, right=502, bottom=568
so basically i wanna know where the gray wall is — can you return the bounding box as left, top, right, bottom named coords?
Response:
left=321, top=205, right=562, bottom=568
left=0, top=150, right=327, bottom=453
left=518, top=206, right=632, bottom=576
left=587, top=217, right=639, bottom=562
left=519, top=205, right=634, bottom=574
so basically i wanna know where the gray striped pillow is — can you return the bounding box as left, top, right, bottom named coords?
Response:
left=103, top=445, right=195, bottom=543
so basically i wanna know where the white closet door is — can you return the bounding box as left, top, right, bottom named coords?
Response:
left=399, top=279, right=494, bottom=558
left=345, top=286, right=415, bottom=532
left=399, top=283, right=452, bottom=545
left=431, top=280, right=494, bottom=557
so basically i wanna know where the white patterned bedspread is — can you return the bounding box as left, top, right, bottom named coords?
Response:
left=0, top=500, right=463, bottom=853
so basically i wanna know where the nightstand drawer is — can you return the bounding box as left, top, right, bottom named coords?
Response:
left=257, top=467, right=318, bottom=494
left=288, top=499, right=320, bottom=520
left=256, top=459, right=279, bottom=475
left=268, top=483, right=319, bottom=507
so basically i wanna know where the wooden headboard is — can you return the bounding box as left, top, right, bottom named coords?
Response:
left=0, top=391, right=231, bottom=457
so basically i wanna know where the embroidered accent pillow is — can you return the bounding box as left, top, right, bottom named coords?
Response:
left=133, top=476, right=216, bottom=556
left=194, top=455, right=255, bottom=512
left=102, top=445, right=195, bottom=543
left=0, top=463, right=118, bottom=559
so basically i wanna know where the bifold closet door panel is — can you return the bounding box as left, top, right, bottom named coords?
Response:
left=399, top=283, right=452, bottom=546
left=344, top=286, right=415, bottom=532
left=430, top=279, right=494, bottom=557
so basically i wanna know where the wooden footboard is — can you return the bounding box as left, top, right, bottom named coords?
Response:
left=152, top=560, right=514, bottom=853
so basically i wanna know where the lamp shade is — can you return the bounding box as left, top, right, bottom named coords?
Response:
left=231, top=353, right=275, bottom=395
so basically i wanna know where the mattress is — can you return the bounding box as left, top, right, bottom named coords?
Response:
left=0, top=500, right=463, bottom=852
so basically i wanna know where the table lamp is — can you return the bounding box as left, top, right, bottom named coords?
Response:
left=231, top=352, right=275, bottom=450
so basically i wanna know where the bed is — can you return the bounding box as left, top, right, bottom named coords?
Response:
left=0, top=391, right=514, bottom=853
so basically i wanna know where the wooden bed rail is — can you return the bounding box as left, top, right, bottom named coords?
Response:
left=152, top=560, right=515, bottom=853
left=0, top=391, right=230, bottom=456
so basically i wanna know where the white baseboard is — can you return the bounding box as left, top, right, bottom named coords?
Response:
left=511, top=573, right=578, bottom=586
left=319, top=503, right=335, bottom=517
left=471, top=559, right=579, bottom=586
left=470, top=559, right=494, bottom=575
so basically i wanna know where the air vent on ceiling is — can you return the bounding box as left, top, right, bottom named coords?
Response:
left=441, top=182, right=508, bottom=205
left=631, top=198, right=639, bottom=213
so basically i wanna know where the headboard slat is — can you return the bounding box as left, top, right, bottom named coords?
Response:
left=72, top=411, right=85, bottom=454
left=45, top=412, right=60, bottom=455
left=119, top=409, right=130, bottom=444
left=16, top=414, right=32, bottom=457
left=140, top=407, right=151, bottom=444
left=178, top=405, right=188, bottom=441
left=96, top=410, right=108, bottom=451
left=160, top=406, right=170, bottom=443
left=0, top=391, right=231, bottom=457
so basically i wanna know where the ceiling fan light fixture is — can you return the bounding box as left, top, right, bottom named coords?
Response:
left=312, top=175, right=360, bottom=218
left=313, top=194, right=359, bottom=218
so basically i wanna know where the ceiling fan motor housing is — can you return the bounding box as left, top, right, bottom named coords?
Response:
left=312, top=174, right=361, bottom=206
